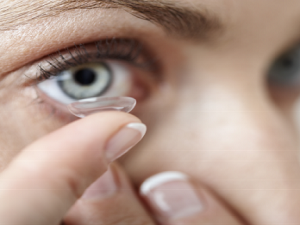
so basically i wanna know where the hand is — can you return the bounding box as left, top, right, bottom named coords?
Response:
left=64, top=164, right=244, bottom=225
left=0, top=111, right=242, bottom=225
left=0, top=111, right=144, bottom=225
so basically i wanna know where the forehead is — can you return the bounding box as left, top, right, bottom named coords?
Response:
left=1, top=0, right=300, bottom=39
left=180, top=0, right=300, bottom=37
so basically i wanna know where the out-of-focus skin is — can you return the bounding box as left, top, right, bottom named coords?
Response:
left=1, top=0, right=300, bottom=224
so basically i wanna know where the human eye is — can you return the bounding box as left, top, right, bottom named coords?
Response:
left=267, top=45, right=300, bottom=87
left=266, top=44, right=300, bottom=114
left=25, top=38, right=160, bottom=116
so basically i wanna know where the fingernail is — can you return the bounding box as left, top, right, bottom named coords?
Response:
left=105, top=123, right=147, bottom=161
left=140, top=171, right=205, bottom=221
left=68, top=96, right=136, bottom=118
left=82, top=168, right=118, bottom=200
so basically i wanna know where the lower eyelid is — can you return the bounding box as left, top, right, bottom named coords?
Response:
left=34, top=87, right=76, bottom=120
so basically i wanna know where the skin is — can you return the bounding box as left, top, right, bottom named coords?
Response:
left=1, top=0, right=300, bottom=224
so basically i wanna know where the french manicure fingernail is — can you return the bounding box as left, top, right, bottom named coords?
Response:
left=68, top=96, right=136, bottom=118
left=140, top=171, right=205, bottom=221
left=82, top=168, right=118, bottom=200
left=105, top=123, right=147, bottom=162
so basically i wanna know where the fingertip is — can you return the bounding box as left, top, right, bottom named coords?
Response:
left=140, top=171, right=205, bottom=222
left=140, top=171, right=244, bottom=225
left=0, top=110, right=146, bottom=225
left=83, top=110, right=142, bottom=125
left=140, top=171, right=188, bottom=195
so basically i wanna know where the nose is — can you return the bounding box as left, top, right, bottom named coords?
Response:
left=121, top=51, right=300, bottom=223
left=122, top=66, right=300, bottom=224
left=126, top=65, right=299, bottom=177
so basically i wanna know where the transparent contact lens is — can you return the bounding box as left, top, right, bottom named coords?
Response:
left=67, top=96, right=136, bottom=118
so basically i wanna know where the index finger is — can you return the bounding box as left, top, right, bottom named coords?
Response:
left=0, top=111, right=146, bottom=225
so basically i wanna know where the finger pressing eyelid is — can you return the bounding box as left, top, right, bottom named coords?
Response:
left=0, top=111, right=146, bottom=225
left=140, top=171, right=243, bottom=225
left=64, top=163, right=156, bottom=225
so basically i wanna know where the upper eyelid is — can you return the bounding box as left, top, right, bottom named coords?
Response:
left=22, top=38, right=161, bottom=85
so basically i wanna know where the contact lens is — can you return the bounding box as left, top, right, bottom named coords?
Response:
left=67, top=96, right=136, bottom=118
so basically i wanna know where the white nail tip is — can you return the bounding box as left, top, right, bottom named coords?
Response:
left=140, top=171, right=188, bottom=195
left=126, top=123, right=147, bottom=138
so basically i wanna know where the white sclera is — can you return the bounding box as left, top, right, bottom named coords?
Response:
left=37, top=62, right=132, bottom=105
left=67, top=96, right=136, bottom=118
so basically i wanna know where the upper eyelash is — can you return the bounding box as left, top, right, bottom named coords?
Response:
left=37, top=38, right=154, bottom=81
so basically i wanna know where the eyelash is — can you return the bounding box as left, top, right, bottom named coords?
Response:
left=34, top=38, right=155, bottom=83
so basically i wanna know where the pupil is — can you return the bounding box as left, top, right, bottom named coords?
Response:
left=74, top=69, right=96, bottom=85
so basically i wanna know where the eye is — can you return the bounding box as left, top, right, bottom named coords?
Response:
left=268, top=45, right=300, bottom=87
left=38, top=61, right=133, bottom=104
left=32, top=39, right=159, bottom=108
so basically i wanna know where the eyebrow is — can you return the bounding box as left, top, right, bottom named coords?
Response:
left=0, top=0, right=223, bottom=41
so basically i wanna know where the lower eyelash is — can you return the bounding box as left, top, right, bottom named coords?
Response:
left=33, top=88, right=77, bottom=122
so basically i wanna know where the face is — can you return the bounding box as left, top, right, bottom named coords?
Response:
left=1, top=0, right=300, bottom=222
